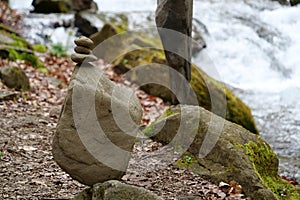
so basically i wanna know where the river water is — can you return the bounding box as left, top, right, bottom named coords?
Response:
left=10, top=0, right=300, bottom=182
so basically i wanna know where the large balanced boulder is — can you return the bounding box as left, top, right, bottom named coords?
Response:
left=74, top=180, right=163, bottom=200
left=0, top=66, right=30, bottom=91
left=53, top=63, right=143, bottom=186
left=144, top=105, right=300, bottom=200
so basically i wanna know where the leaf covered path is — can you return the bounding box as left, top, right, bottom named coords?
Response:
left=0, top=57, right=248, bottom=199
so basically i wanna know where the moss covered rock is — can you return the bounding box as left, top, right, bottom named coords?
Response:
left=190, top=65, right=258, bottom=134
left=0, top=66, right=30, bottom=91
left=87, top=21, right=257, bottom=133
left=113, top=47, right=257, bottom=133
left=0, top=24, right=44, bottom=69
left=144, top=105, right=300, bottom=200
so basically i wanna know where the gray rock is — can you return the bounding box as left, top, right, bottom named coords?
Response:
left=53, top=63, right=143, bottom=186
left=0, top=66, right=30, bottom=91
left=73, top=180, right=163, bottom=200
left=70, top=0, right=98, bottom=12
left=75, top=12, right=98, bottom=37
left=144, top=105, right=299, bottom=200
left=0, top=91, right=18, bottom=102
left=290, top=0, right=300, bottom=6
left=31, top=0, right=71, bottom=13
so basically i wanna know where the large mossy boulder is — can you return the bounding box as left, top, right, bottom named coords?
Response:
left=74, top=180, right=163, bottom=200
left=190, top=66, right=258, bottom=134
left=0, top=66, right=30, bottom=91
left=87, top=21, right=257, bottom=133
left=31, top=0, right=71, bottom=13
left=0, top=24, right=44, bottom=69
left=113, top=48, right=257, bottom=134
left=144, top=105, right=300, bottom=200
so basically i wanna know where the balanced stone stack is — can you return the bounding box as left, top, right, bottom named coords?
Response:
left=53, top=63, right=142, bottom=186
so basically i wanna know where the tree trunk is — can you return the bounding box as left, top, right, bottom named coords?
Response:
left=155, top=0, right=193, bottom=105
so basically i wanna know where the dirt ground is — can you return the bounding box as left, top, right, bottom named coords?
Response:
left=0, top=57, right=249, bottom=200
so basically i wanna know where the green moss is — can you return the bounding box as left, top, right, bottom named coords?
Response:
left=134, top=32, right=164, bottom=49
left=32, top=44, right=47, bottom=53
left=142, top=123, right=155, bottom=137
left=8, top=49, right=44, bottom=69
left=0, top=28, right=45, bottom=69
left=190, top=65, right=258, bottom=134
left=37, top=67, right=48, bottom=73
left=143, top=108, right=179, bottom=137
left=50, top=43, right=67, bottom=57
left=97, top=13, right=129, bottom=33
left=175, top=153, right=196, bottom=169
left=58, top=1, right=70, bottom=13
left=244, top=141, right=300, bottom=199
left=10, top=33, right=31, bottom=49
left=157, top=107, right=180, bottom=121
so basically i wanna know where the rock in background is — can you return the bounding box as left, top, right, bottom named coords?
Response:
left=53, top=63, right=143, bottom=186
left=31, top=0, right=71, bottom=13
left=70, top=0, right=97, bottom=12
left=0, top=66, right=30, bottom=91
left=144, top=105, right=300, bottom=200
left=290, top=0, right=300, bottom=6
left=74, top=180, right=163, bottom=200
